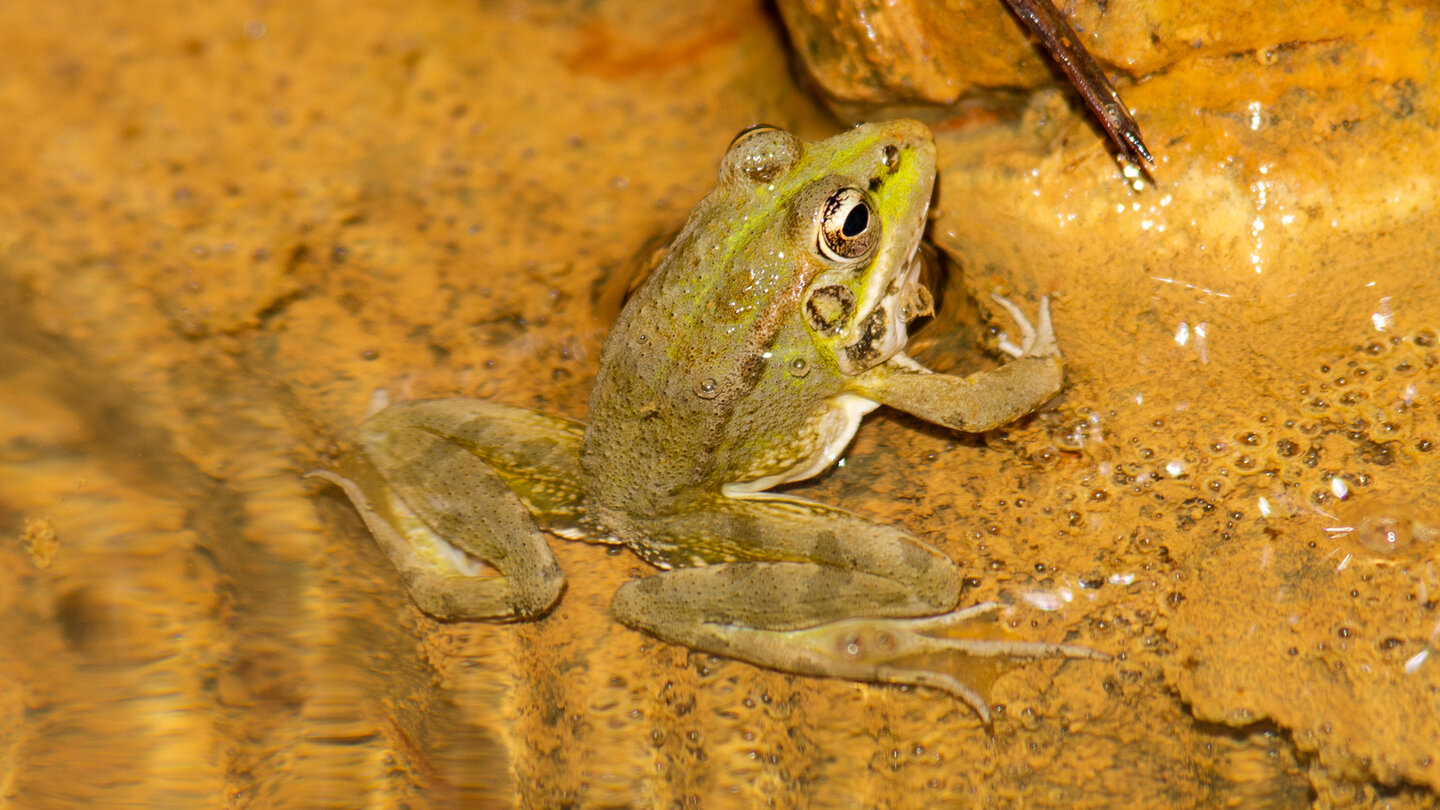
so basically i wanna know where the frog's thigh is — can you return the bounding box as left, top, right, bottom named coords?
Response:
left=612, top=495, right=960, bottom=647
left=349, top=401, right=566, bottom=620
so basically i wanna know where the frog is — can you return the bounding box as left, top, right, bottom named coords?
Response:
left=309, top=119, right=1104, bottom=723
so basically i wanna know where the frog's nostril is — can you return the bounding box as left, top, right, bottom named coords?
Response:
left=883, top=144, right=900, bottom=172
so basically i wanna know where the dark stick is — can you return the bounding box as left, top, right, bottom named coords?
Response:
left=1002, top=0, right=1155, bottom=171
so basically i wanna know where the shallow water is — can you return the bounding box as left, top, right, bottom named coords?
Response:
left=2, top=1, right=1438, bottom=807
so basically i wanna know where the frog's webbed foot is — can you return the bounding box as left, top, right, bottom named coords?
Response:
left=781, top=602, right=1107, bottom=724
left=991, top=293, right=1058, bottom=361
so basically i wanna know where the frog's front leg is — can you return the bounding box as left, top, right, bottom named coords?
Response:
left=610, top=495, right=1103, bottom=723
left=310, top=399, right=582, bottom=621
left=851, top=295, right=1064, bottom=433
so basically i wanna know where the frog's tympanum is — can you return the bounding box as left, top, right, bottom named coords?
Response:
left=311, top=120, right=1103, bottom=722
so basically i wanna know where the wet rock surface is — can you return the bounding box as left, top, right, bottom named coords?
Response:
left=919, top=3, right=1440, bottom=799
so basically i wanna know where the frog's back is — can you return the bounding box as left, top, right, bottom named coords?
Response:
left=579, top=218, right=837, bottom=515
left=578, top=120, right=937, bottom=518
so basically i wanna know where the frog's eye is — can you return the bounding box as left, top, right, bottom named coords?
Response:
left=721, top=126, right=801, bottom=184
left=818, top=188, right=878, bottom=262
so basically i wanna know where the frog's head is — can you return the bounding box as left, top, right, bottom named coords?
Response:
left=718, top=119, right=937, bottom=376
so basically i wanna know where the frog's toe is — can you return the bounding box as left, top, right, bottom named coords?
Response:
left=1028, top=296, right=1060, bottom=359
left=894, top=670, right=993, bottom=724
left=900, top=605, right=1108, bottom=662
left=794, top=607, right=1106, bottom=723
left=877, top=635, right=1104, bottom=724
left=990, top=292, right=1036, bottom=358
left=365, top=387, right=393, bottom=417
left=990, top=293, right=1059, bottom=360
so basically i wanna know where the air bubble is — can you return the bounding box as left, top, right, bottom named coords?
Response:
left=1338, top=499, right=1440, bottom=557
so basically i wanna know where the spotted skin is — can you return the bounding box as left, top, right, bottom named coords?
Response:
left=312, top=121, right=1103, bottom=723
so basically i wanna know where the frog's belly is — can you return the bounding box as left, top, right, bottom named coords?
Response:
left=721, top=393, right=879, bottom=497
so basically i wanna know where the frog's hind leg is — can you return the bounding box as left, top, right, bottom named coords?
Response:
left=311, top=398, right=587, bottom=621
left=610, top=495, right=1104, bottom=722
left=383, top=399, right=594, bottom=536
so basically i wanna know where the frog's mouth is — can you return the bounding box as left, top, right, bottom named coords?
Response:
left=835, top=230, right=931, bottom=375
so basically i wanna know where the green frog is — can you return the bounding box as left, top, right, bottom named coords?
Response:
left=310, top=120, right=1103, bottom=723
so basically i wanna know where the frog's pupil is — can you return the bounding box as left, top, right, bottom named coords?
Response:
left=842, top=205, right=869, bottom=238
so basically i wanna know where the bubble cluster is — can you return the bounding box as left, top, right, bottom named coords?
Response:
left=1001, top=327, right=1440, bottom=554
